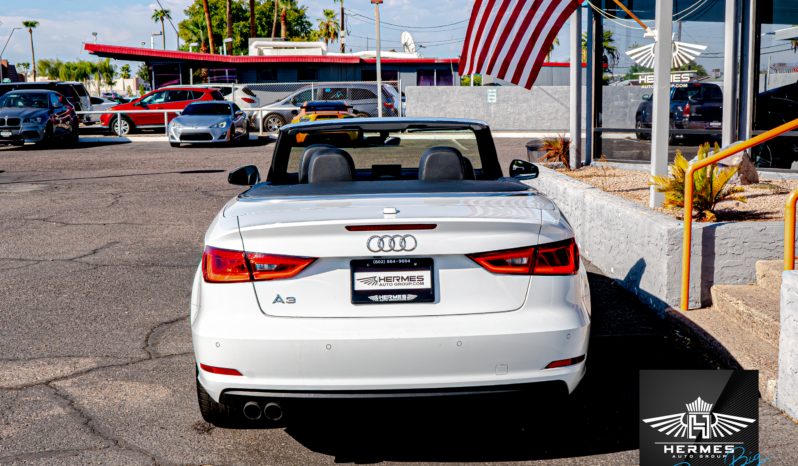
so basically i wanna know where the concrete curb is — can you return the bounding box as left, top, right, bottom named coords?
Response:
left=79, top=134, right=274, bottom=143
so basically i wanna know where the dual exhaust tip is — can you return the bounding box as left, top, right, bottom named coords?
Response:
left=243, top=401, right=283, bottom=421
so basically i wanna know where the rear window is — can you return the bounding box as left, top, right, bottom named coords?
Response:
left=72, top=84, right=88, bottom=97
left=56, top=85, right=78, bottom=99
left=210, top=90, right=225, bottom=101
left=287, top=129, right=481, bottom=173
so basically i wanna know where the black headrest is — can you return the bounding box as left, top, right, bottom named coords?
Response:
left=462, top=157, right=476, bottom=180
left=299, top=144, right=335, bottom=183
left=308, top=148, right=356, bottom=183
left=418, top=147, right=465, bottom=181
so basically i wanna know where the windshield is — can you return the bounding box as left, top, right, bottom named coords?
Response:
left=0, top=93, right=49, bottom=108
left=287, top=129, right=482, bottom=174
left=182, top=103, right=232, bottom=116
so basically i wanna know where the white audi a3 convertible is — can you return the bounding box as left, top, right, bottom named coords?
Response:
left=191, top=118, right=591, bottom=425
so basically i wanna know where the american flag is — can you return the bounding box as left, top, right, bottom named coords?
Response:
left=459, top=0, right=581, bottom=89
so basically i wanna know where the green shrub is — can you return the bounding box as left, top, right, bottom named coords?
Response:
left=650, top=142, right=746, bottom=222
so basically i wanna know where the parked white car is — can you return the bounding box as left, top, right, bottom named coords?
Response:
left=83, top=96, right=118, bottom=125
left=191, top=118, right=591, bottom=426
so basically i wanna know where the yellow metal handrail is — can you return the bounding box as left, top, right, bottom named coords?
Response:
left=785, top=189, right=798, bottom=271
left=680, top=117, right=798, bottom=311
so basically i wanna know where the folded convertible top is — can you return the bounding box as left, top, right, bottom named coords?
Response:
left=240, top=179, right=532, bottom=199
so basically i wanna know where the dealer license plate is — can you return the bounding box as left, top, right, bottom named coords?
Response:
left=1, top=131, right=11, bottom=137
left=350, top=258, right=434, bottom=304
left=709, top=121, right=721, bottom=127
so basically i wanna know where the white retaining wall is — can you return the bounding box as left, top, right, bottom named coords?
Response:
left=779, top=270, right=798, bottom=419
left=526, top=166, right=797, bottom=310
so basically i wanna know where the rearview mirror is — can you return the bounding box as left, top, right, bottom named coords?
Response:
left=642, top=94, right=651, bottom=102
left=228, top=165, right=260, bottom=186
left=509, top=159, right=539, bottom=180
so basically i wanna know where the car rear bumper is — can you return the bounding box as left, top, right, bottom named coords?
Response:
left=192, top=272, right=591, bottom=402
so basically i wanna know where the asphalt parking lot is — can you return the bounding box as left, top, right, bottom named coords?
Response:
left=1, top=139, right=797, bottom=465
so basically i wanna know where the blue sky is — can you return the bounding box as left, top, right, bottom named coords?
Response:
left=1, top=1, right=796, bottom=76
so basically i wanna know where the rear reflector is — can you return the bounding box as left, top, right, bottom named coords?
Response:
left=202, top=246, right=316, bottom=283
left=241, top=97, right=256, bottom=104
left=199, top=363, right=243, bottom=376
left=345, top=224, right=437, bottom=232
left=467, top=238, right=579, bottom=276
left=544, top=355, right=586, bottom=369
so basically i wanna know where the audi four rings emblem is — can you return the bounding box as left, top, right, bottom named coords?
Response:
left=367, top=235, right=417, bottom=252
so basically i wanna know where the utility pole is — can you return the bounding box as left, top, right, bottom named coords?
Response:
left=373, top=1, right=382, bottom=117
left=678, top=20, right=682, bottom=42
left=569, top=7, right=583, bottom=169
left=340, top=1, right=345, bottom=53
left=650, top=0, right=674, bottom=208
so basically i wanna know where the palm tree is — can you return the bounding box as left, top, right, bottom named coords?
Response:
left=546, top=37, right=559, bottom=62
left=201, top=0, right=215, bottom=53
left=582, top=30, right=619, bottom=70
left=249, top=0, right=256, bottom=38
left=271, top=0, right=280, bottom=39
left=17, top=62, right=30, bottom=78
left=120, top=64, right=131, bottom=79
left=334, top=0, right=345, bottom=52
left=317, top=9, right=339, bottom=46
left=37, top=58, right=62, bottom=81
left=152, top=9, right=171, bottom=50
left=226, top=0, right=233, bottom=54
left=22, top=21, right=38, bottom=81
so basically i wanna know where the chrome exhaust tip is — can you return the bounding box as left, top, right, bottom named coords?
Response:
left=243, top=401, right=262, bottom=420
left=263, top=402, right=283, bottom=421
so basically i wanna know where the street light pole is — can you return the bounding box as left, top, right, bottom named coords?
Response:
left=1, top=27, right=22, bottom=83
left=151, top=31, right=162, bottom=49
left=649, top=0, right=673, bottom=208
left=373, top=0, right=383, bottom=117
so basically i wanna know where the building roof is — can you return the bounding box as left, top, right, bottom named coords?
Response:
left=84, top=44, right=361, bottom=64
left=84, top=44, right=462, bottom=66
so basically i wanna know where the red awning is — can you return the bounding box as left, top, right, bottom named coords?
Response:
left=84, top=43, right=361, bottom=64
left=360, top=58, right=459, bottom=64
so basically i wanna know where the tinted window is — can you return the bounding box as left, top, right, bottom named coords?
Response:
left=55, top=85, right=78, bottom=99
left=291, top=90, right=313, bottom=105
left=232, top=103, right=242, bottom=112
left=257, top=68, right=277, bottom=82
left=140, top=91, right=168, bottom=105
left=210, top=90, right=225, bottom=101
left=319, top=87, right=347, bottom=100
left=72, top=84, right=88, bottom=97
left=0, top=92, right=49, bottom=108
left=189, top=90, right=206, bottom=100
left=50, top=93, right=60, bottom=107
left=298, top=67, right=318, bottom=81
left=672, top=87, right=702, bottom=100
left=352, top=88, right=377, bottom=100
left=167, top=90, right=193, bottom=102
left=703, top=86, right=723, bottom=101
left=182, top=103, right=232, bottom=115
left=90, top=97, right=104, bottom=105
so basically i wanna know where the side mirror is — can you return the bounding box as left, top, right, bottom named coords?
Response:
left=235, top=110, right=244, bottom=118
left=642, top=94, right=651, bottom=102
left=133, top=101, right=143, bottom=107
left=509, top=159, right=539, bottom=180
left=228, top=165, right=260, bottom=186
left=290, top=98, right=297, bottom=106
left=383, top=137, right=401, bottom=146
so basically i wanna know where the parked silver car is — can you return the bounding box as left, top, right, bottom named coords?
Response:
left=0, top=90, right=79, bottom=147
left=254, top=82, right=401, bottom=132
left=168, top=101, right=249, bottom=147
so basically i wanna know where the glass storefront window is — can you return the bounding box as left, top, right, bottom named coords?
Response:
left=362, top=70, right=398, bottom=81
left=208, top=68, right=236, bottom=84
left=436, top=70, right=453, bottom=86
left=153, top=64, right=179, bottom=89
left=417, top=70, right=435, bottom=86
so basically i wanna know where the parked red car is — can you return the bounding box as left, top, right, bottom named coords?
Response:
left=101, top=87, right=225, bottom=136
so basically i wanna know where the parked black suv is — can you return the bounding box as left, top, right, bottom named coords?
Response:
left=0, top=82, right=86, bottom=114
left=635, top=83, right=723, bottom=144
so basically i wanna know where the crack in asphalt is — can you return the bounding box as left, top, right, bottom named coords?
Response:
left=0, top=316, right=194, bottom=464
left=0, top=446, right=128, bottom=465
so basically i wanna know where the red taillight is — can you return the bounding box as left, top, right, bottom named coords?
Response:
left=467, top=246, right=535, bottom=275
left=199, top=363, right=243, bottom=376
left=345, top=224, right=437, bottom=232
left=544, top=355, right=586, bottom=369
left=247, top=253, right=316, bottom=281
left=534, top=238, right=580, bottom=275
left=241, top=97, right=256, bottom=104
left=202, top=247, right=316, bottom=283
left=683, top=103, right=691, bottom=118
left=467, top=238, right=579, bottom=276
left=383, top=102, right=394, bottom=109
left=203, top=247, right=250, bottom=283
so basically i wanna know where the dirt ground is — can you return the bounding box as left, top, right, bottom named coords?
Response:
left=557, top=164, right=798, bottom=222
